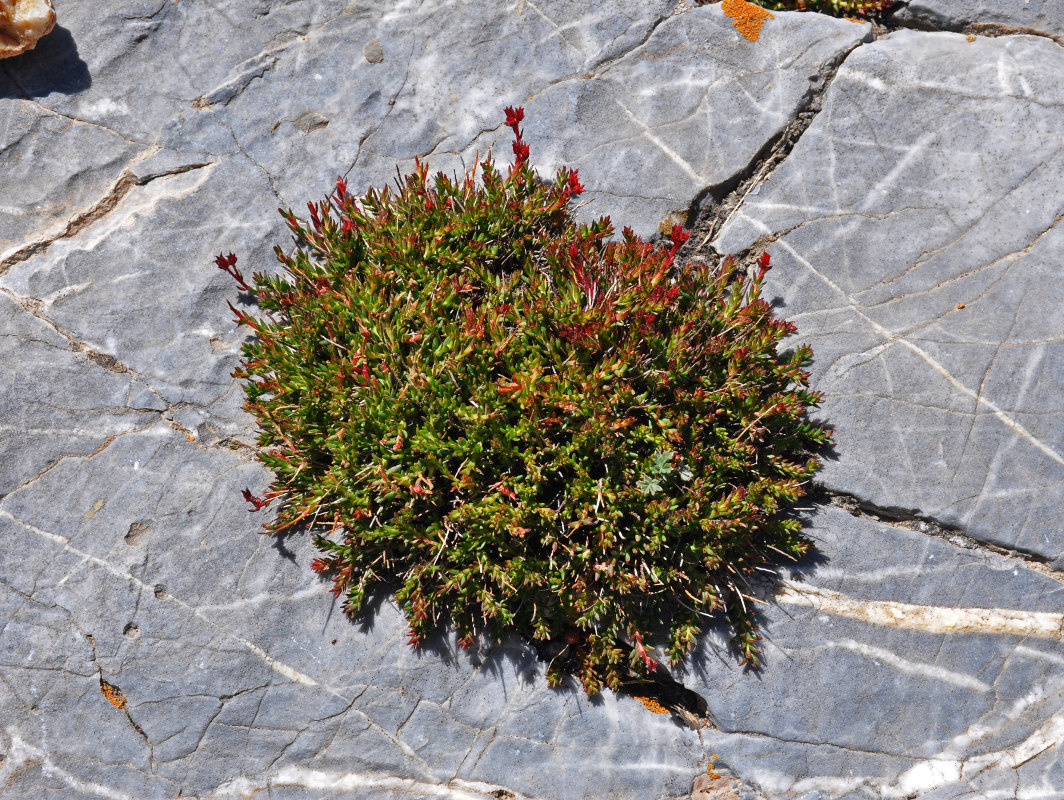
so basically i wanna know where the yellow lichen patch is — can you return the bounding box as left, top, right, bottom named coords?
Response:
left=708, top=753, right=722, bottom=779
left=100, top=680, right=127, bottom=709
left=658, top=210, right=688, bottom=237
left=632, top=695, right=670, bottom=714
left=966, top=35, right=977, bottom=42
left=721, top=0, right=773, bottom=42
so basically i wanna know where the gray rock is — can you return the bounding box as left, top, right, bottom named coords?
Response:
left=3, top=1, right=1064, bottom=798
left=893, top=0, right=1064, bottom=41
left=0, top=292, right=162, bottom=501
left=196, top=2, right=869, bottom=236
left=685, top=506, right=1064, bottom=799
left=715, top=30, right=1064, bottom=564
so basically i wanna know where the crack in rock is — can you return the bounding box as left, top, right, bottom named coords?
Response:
left=82, top=631, right=157, bottom=765
left=0, top=161, right=213, bottom=274
left=820, top=489, right=1064, bottom=584
left=192, top=53, right=280, bottom=109
left=688, top=34, right=870, bottom=257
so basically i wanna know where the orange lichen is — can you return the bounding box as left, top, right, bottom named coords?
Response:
left=100, top=681, right=127, bottom=709
left=707, top=754, right=722, bottom=779
left=632, top=695, right=670, bottom=714
left=721, top=0, right=773, bottom=42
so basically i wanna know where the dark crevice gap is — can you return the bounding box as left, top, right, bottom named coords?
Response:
left=884, top=3, right=1064, bottom=46
left=682, top=33, right=869, bottom=262
left=528, top=637, right=713, bottom=729
left=0, top=161, right=213, bottom=275
left=812, top=486, right=1064, bottom=584
left=616, top=665, right=714, bottom=730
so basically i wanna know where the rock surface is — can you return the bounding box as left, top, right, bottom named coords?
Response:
left=2, top=1, right=1063, bottom=799
left=893, top=0, right=1064, bottom=40
left=714, top=29, right=1064, bottom=566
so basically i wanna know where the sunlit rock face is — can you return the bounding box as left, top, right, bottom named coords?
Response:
left=0, top=0, right=55, bottom=59
left=2, top=2, right=1064, bottom=799
left=893, top=0, right=1064, bottom=39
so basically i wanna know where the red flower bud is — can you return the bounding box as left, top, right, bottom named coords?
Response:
left=504, top=106, right=524, bottom=128
left=757, top=251, right=772, bottom=278
left=565, top=170, right=584, bottom=196
left=215, top=252, right=251, bottom=291
left=241, top=488, right=269, bottom=512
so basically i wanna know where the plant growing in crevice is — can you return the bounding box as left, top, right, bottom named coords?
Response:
left=220, top=108, right=830, bottom=695
left=750, top=0, right=894, bottom=16
left=700, top=0, right=895, bottom=18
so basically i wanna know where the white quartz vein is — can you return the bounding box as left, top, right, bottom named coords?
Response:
left=773, top=237, right=1064, bottom=468
left=210, top=766, right=544, bottom=800
left=815, top=639, right=991, bottom=691
left=0, top=509, right=432, bottom=774
left=612, top=98, right=705, bottom=184
left=732, top=676, right=1064, bottom=798
left=0, top=728, right=136, bottom=800
left=777, top=579, right=1064, bottom=639
left=881, top=679, right=1064, bottom=797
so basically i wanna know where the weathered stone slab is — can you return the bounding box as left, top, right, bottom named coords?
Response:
left=194, top=2, right=869, bottom=237
left=4, top=2, right=1064, bottom=798
left=893, top=0, right=1064, bottom=40
left=495, top=5, right=871, bottom=238
left=715, top=30, right=1064, bottom=564
left=686, top=505, right=1064, bottom=799
left=0, top=292, right=162, bottom=500
left=0, top=424, right=702, bottom=799
left=1, top=155, right=278, bottom=442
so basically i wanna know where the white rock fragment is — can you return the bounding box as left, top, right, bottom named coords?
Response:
left=0, top=0, right=56, bottom=59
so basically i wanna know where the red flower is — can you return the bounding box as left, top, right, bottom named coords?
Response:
left=757, top=251, right=771, bottom=278
left=504, top=106, right=524, bottom=128
left=215, top=252, right=251, bottom=291
left=241, top=488, right=269, bottom=512
left=564, top=169, right=584, bottom=196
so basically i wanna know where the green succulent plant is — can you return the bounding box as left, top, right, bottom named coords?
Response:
left=220, top=108, right=830, bottom=695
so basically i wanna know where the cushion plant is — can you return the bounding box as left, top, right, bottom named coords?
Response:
left=220, top=108, right=830, bottom=695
